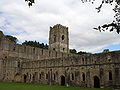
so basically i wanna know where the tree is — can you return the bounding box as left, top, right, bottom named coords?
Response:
left=22, top=40, right=48, bottom=49
left=25, top=0, right=35, bottom=7
left=5, top=35, right=18, bottom=43
left=70, top=49, right=77, bottom=54
left=81, top=0, right=120, bottom=34
left=70, top=49, right=91, bottom=54
left=77, top=51, right=91, bottom=55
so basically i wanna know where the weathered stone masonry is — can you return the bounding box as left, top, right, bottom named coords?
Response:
left=0, top=24, right=120, bottom=88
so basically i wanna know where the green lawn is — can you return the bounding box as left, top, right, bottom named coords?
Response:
left=0, top=82, right=114, bottom=90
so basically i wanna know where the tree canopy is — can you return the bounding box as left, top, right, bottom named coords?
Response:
left=22, top=40, right=48, bottom=49
left=5, top=35, right=18, bottom=43
left=81, top=0, right=120, bottom=34
left=70, top=49, right=91, bottom=55
left=70, top=49, right=77, bottom=54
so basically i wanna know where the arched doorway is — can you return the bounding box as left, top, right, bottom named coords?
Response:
left=14, top=73, right=21, bottom=82
left=24, top=74, right=27, bottom=83
left=94, top=76, right=100, bottom=88
left=61, top=76, right=65, bottom=86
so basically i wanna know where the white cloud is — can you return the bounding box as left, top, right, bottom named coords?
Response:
left=0, top=0, right=119, bottom=53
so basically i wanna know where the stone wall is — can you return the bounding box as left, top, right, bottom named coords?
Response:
left=0, top=30, right=120, bottom=88
left=0, top=31, right=73, bottom=61
left=21, top=51, right=120, bottom=88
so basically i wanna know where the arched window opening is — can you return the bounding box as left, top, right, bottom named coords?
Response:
left=62, top=35, right=65, bottom=40
left=82, top=73, right=85, bottom=81
left=109, top=72, right=112, bottom=80
left=54, top=35, right=56, bottom=42
left=24, top=74, right=27, bottom=83
left=94, top=76, right=100, bottom=88
left=42, top=49, right=43, bottom=55
left=46, top=73, right=48, bottom=79
left=39, top=73, right=41, bottom=79
left=61, top=76, right=65, bottom=86
left=63, top=48, right=65, bottom=51
left=53, top=48, right=55, bottom=51
left=54, top=74, right=56, bottom=80
left=82, top=58, right=84, bottom=64
left=71, top=73, right=74, bottom=80
left=18, top=61, right=20, bottom=68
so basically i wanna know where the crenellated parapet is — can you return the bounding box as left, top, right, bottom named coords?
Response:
left=0, top=29, right=72, bottom=61
left=49, top=24, right=69, bottom=53
left=50, top=24, right=68, bottom=30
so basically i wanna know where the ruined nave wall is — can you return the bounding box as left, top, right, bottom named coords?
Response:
left=0, top=31, right=76, bottom=61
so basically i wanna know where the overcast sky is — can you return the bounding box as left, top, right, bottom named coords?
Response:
left=0, top=0, right=120, bottom=53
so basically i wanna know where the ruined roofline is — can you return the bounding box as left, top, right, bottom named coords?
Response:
left=50, top=24, right=68, bottom=30
left=0, top=29, right=120, bottom=55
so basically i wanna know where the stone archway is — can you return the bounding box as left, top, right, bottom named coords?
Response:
left=24, top=74, right=27, bottom=83
left=61, top=75, right=65, bottom=86
left=94, top=76, right=100, bottom=88
left=14, top=73, right=21, bottom=82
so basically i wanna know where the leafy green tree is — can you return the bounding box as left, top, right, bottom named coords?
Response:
left=22, top=40, right=48, bottom=49
left=5, top=35, right=18, bottom=43
left=81, top=0, right=120, bottom=34
left=70, top=49, right=77, bottom=54
left=77, top=51, right=91, bottom=55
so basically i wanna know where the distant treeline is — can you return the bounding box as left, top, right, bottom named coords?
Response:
left=5, top=35, right=18, bottom=43
left=5, top=35, right=48, bottom=49
left=5, top=35, right=91, bottom=54
left=70, top=49, right=91, bottom=55
left=22, top=41, right=48, bottom=49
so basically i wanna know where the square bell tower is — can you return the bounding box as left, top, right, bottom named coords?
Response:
left=49, top=24, right=69, bottom=53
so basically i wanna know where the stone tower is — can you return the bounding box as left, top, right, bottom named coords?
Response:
left=49, top=24, right=69, bottom=53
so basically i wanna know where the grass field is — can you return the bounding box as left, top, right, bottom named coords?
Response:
left=0, top=82, right=115, bottom=90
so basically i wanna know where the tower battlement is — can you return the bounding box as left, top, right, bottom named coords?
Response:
left=49, top=24, right=69, bottom=53
left=50, top=24, right=68, bottom=30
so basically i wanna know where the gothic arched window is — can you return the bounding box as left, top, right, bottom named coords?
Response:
left=62, top=35, right=64, bottom=40
left=109, top=72, right=112, bottom=80
left=54, top=35, right=56, bottom=42
left=71, top=73, right=74, bottom=80
left=82, top=73, right=85, bottom=81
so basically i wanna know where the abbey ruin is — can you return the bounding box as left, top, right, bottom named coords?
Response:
left=0, top=24, right=120, bottom=88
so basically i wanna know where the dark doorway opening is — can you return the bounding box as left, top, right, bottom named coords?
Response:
left=109, top=72, right=112, bottom=80
left=94, top=76, right=100, bottom=88
left=82, top=73, right=85, bottom=81
left=24, top=74, right=27, bottom=83
left=32, top=74, right=35, bottom=83
left=61, top=76, right=65, bottom=86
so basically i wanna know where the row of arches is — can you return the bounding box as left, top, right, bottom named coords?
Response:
left=60, top=75, right=100, bottom=88
left=60, top=71, right=112, bottom=88
left=16, top=73, right=100, bottom=88
left=22, top=71, right=113, bottom=88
